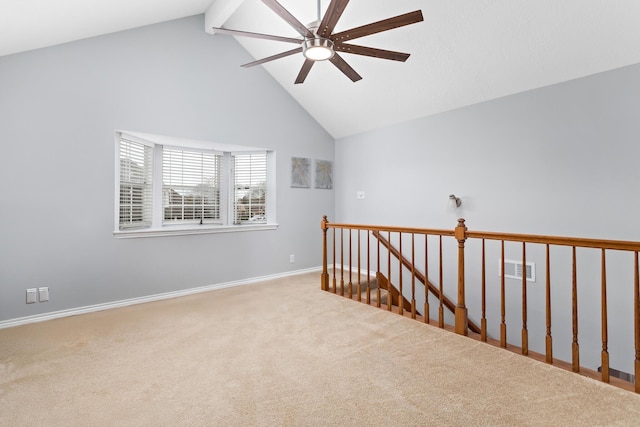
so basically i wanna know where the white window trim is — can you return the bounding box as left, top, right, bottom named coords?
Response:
left=113, top=131, right=277, bottom=239
left=113, top=223, right=278, bottom=239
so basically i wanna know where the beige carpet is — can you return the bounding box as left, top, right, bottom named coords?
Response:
left=1, top=272, right=639, bottom=426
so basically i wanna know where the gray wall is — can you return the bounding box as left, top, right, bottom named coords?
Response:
left=0, top=15, right=334, bottom=322
left=334, top=64, right=640, bottom=373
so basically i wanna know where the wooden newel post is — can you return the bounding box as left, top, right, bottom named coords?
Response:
left=321, top=216, right=330, bottom=291
left=634, top=251, right=640, bottom=393
left=455, top=218, right=468, bottom=336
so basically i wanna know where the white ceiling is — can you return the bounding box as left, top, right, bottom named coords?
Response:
left=2, top=1, right=640, bottom=139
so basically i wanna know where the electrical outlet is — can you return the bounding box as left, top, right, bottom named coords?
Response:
left=38, top=287, right=49, bottom=302
left=26, top=289, right=37, bottom=304
left=289, top=254, right=295, bottom=263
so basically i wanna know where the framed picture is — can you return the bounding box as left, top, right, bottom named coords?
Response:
left=291, top=157, right=311, bottom=188
left=314, top=160, right=333, bottom=189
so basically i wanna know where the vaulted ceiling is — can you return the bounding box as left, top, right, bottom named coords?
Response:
left=2, top=0, right=639, bottom=138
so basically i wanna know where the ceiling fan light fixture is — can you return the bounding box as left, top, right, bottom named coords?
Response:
left=302, top=37, right=335, bottom=61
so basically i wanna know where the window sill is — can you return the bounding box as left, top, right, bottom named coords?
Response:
left=113, top=223, right=278, bottom=239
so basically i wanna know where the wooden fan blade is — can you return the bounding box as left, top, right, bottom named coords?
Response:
left=329, top=53, right=362, bottom=82
left=318, top=0, right=350, bottom=38
left=294, top=60, right=315, bottom=84
left=212, top=27, right=302, bottom=44
left=332, top=10, right=424, bottom=42
left=261, top=0, right=315, bottom=39
left=335, top=43, right=410, bottom=62
left=242, top=47, right=303, bottom=68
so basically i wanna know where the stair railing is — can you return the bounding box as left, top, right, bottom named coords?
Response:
left=321, top=216, right=459, bottom=323
left=321, top=216, right=640, bottom=393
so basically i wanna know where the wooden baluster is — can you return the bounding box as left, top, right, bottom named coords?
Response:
left=634, top=251, right=640, bottom=393
left=376, top=232, right=381, bottom=308
left=321, top=216, right=329, bottom=291
left=366, top=230, right=371, bottom=305
left=332, top=228, right=337, bottom=293
left=481, top=239, right=487, bottom=342
left=545, top=244, right=553, bottom=363
left=455, top=218, right=468, bottom=336
left=424, top=234, right=430, bottom=324
left=571, top=246, right=580, bottom=372
left=500, top=240, right=507, bottom=348
left=601, top=249, right=609, bottom=383
left=357, top=229, right=361, bottom=302
left=522, top=242, right=528, bottom=355
left=348, top=229, right=353, bottom=298
left=340, top=228, right=345, bottom=296
left=387, top=231, right=392, bottom=312
left=439, top=235, right=444, bottom=328
left=398, top=232, right=403, bottom=315
left=411, top=233, right=416, bottom=319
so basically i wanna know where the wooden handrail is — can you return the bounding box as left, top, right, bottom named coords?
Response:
left=324, top=221, right=454, bottom=237
left=466, top=230, right=640, bottom=252
left=372, top=230, right=481, bottom=334
left=324, top=219, right=640, bottom=252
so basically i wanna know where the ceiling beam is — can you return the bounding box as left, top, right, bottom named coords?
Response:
left=204, top=0, right=244, bottom=35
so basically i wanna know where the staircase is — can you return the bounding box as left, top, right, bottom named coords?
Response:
left=343, top=272, right=411, bottom=312
left=337, top=270, right=482, bottom=333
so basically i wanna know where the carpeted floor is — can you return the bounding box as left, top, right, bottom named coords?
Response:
left=1, top=272, right=640, bottom=426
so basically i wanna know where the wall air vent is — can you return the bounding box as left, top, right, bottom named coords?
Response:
left=499, top=259, right=535, bottom=282
left=598, top=366, right=635, bottom=383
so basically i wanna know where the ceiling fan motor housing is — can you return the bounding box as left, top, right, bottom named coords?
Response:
left=302, top=37, right=335, bottom=61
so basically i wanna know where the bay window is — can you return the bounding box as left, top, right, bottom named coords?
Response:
left=114, top=132, right=275, bottom=237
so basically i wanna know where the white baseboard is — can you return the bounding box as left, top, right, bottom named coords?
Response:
left=0, top=267, right=322, bottom=330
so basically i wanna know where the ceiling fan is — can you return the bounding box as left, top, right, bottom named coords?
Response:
left=212, top=0, right=424, bottom=84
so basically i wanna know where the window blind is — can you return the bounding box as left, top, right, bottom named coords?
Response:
left=119, top=138, right=153, bottom=229
left=162, top=148, right=221, bottom=224
left=234, top=153, right=267, bottom=223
